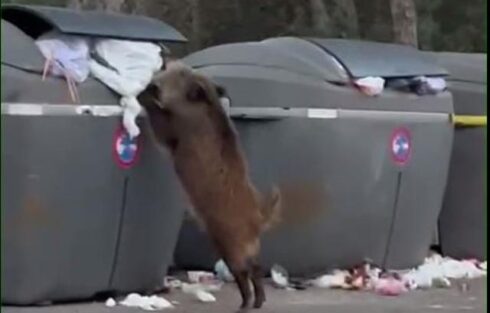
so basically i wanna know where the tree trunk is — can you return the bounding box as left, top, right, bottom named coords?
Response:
left=67, top=0, right=125, bottom=12
left=390, top=0, right=418, bottom=47
left=353, top=0, right=393, bottom=42
left=189, top=0, right=202, bottom=51
left=309, top=0, right=330, bottom=32
left=333, top=0, right=359, bottom=37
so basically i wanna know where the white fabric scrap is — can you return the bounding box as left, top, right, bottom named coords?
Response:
left=194, top=290, right=217, bottom=303
left=354, top=76, right=385, bottom=96
left=118, top=293, right=173, bottom=311
left=89, top=39, right=162, bottom=138
left=182, top=283, right=220, bottom=303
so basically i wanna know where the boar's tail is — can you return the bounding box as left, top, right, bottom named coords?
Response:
left=260, top=185, right=282, bottom=231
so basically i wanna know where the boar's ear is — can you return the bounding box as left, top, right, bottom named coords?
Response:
left=215, top=84, right=227, bottom=98
left=186, top=80, right=209, bottom=104
left=146, top=82, right=160, bottom=97
left=139, top=75, right=163, bottom=108
left=147, top=72, right=165, bottom=97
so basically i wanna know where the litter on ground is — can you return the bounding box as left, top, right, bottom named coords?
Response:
left=193, top=289, right=217, bottom=303
left=104, top=297, right=116, bottom=307
left=400, top=254, right=486, bottom=290
left=270, top=264, right=290, bottom=289
left=181, top=282, right=221, bottom=303
left=115, top=293, right=173, bottom=311
left=181, top=281, right=222, bottom=294
left=306, top=254, right=485, bottom=296
left=106, top=253, right=485, bottom=310
left=187, top=271, right=216, bottom=284
left=214, top=259, right=234, bottom=282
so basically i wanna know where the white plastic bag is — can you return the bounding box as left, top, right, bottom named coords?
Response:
left=354, top=76, right=385, bottom=96
left=214, top=259, right=234, bottom=282
left=119, top=293, right=173, bottom=311
left=36, top=31, right=90, bottom=83
left=90, top=39, right=163, bottom=138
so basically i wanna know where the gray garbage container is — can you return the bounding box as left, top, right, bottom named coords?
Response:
left=431, top=52, right=486, bottom=261
left=174, top=37, right=454, bottom=275
left=1, top=5, right=187, bottom=304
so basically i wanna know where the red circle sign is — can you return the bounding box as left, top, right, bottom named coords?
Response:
left=390, top=128, right=411, bottom=166
left=113, top=126, right=141, bottom=169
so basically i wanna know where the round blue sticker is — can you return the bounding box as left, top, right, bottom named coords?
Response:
left=113, top=126, right=140, bottom=169
left=390, top=128, right=411, bottom=166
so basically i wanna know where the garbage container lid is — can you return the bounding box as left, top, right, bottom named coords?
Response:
left=184, top=40, right=345, bottom=83
left=1, top=19, right=45, bottom=72
left=0, top=4, right=187, bottom=42
left=185, top=37, right=448, bottom=84
left=305, top=38, right=448, bottom=79
left=427, top=52, right=486, bottom=84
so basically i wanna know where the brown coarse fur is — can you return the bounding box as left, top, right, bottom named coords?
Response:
left=139, top=61, right=281, bottom=311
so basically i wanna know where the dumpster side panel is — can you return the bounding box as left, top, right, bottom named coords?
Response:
left=175, top=117, right=402, bottom=275
left=1, top=116, right=124, bottom=304
left=384, top=121, right=454, bottom=269
left=439, top=81, right=486, bottom=260
left=439, top=128, right=485, bottom=260
left=110, top=123, right=186, bottom=292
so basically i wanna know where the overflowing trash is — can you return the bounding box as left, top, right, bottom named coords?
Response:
left=354, top=76, right=385, bottom=96
left=384, top=76, right=447, bottom=95
left=36, top=31, right=91, bottom=84
left=35, top=33, right=164, bottom=138
left=89, top=39, right=163, bottom=138
left=353, top=75, right=447, bottom=97
left=35, top=31, right=91, bottom=103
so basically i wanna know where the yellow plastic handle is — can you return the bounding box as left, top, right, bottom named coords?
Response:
left=452, top=114, right=487, bottom=127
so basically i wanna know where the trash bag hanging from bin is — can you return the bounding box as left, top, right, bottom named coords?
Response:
left=34, top=32, right=163, bottom=138
left=2, top=4, right=185, bottom=138
left=89, top=39, right=163, bottom=138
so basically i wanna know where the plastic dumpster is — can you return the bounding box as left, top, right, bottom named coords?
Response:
left=1, top=5, right=187, bottom=304
left=174, top=37, right=454, bottom=275
left=431, top=52, right=486, bottom=260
